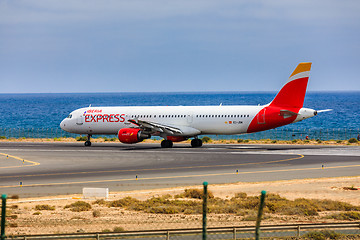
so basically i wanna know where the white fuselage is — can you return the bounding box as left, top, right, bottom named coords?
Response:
left=61, top=105, right=263, bottom=136
left=60, top=105, right=316, bottom=137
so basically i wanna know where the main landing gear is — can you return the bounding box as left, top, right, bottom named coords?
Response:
left=84, top=134, right=92, bottom=147
left=160, top=138, right=203, bottom=148
left=161, top=140, right=173, bottom=148
left=191, top=138, right=202, bottom=148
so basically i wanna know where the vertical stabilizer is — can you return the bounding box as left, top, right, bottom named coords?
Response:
left=269, top=62, right=312, bottom=108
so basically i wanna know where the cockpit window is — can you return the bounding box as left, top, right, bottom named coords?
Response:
left=67, top=114, right=72, bottom=119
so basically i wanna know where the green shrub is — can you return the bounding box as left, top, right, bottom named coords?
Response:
left=243, top=139, right=249, bottom=143
left=237, top=139, right=243, bottom=143
left=64, top=201, right=92, bottom=212
left=313, top=199, right=360, bottom=211
left=348, top=138, right=358, bottom=143
left=242, top=211, right=265, bottom=221
left=102, top=229, right=111, bottom=233
left=0, top=136, right=6, bottom=139
left=9, top=223, right=18, bottom=228
left=93, top=199, right=106, bottom=205
left=113, top=226, right=125, bottom=232
left=182, top=188, right=214, bottom=199
left=304, top=140, right=310, bottom=143
left=35, top=204, right=55, bottom=211
left=234, top=192, right=247, bottom=199
left=33, top=211, right=41, bottom=215
left=304, top=230, right=341, bottom=240
left=110, top=137, right=117, bottom=142
left=132, top=196, right=202, bottom=214
left=10, top=195, right=19, bottom=199
left=76, top=136, right=88, bottom=141
left=327, top=211, right=360, bottom=220
left=336, top=140, right=343, bottom=143
left=201, top=136, right=212, bottom=143
left=317, top=139, right=322, bottom=143
left=271, top=140, right=277, bottom=143
left=92, top=210, right=100, bottom=217
left=292, top=139, right=298, bottom=143
left=108, top=197, right=138, bottom=208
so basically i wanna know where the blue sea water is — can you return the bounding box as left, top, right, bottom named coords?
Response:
left=0, top=92, right=359, bottom=139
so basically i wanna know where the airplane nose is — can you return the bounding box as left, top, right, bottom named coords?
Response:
left=60, top=119, right=67, bottom=131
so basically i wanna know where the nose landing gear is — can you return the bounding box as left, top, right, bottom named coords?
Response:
left=84, top=134, right=92, bottom=147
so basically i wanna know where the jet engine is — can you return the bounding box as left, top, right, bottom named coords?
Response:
left=118, top=128, right=150, bottom=144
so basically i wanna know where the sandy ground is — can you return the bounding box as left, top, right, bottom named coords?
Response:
left=5, top=176, right=360, bottom=236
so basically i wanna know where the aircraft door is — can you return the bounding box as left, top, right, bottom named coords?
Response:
left=257, top=108, right=266, bottom=124
left=187, top=114, right=193, bottom=124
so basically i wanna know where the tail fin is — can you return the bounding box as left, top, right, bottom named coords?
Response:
left=269, top=62, right=312, bottom=108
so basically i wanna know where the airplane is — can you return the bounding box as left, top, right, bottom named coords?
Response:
left=60, top=62, right=331, bottom=148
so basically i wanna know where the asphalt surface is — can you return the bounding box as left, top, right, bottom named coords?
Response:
left=0, top=142, right=359, bottom=197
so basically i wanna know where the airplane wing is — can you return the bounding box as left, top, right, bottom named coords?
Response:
left=128, top=119, right=201, bottom=136
left=128, top=119, right=183, bottom=135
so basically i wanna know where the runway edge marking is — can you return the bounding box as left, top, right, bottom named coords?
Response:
left=0, top=153, right=40, bottom=169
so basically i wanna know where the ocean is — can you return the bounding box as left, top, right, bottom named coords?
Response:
left=0, top=92, right=359, bottom=140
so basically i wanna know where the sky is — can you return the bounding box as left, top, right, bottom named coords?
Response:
left=0, top=0, right=360, bottom=93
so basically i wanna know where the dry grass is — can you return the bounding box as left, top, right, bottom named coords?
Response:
left=5, top=178, right=360, bottom=235
left=35, top=205, right=55, bottom=211
left=87, top=190, right=360, bottom=217
left=64, top=201, right=92, bottom=212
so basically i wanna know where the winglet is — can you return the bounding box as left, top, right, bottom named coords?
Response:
left=270, top=62, right=312, bottom=109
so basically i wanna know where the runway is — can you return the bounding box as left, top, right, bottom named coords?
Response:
left=0, top=142, right=359, bottom=197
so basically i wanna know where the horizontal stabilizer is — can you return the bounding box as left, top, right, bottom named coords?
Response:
left=317, top=109, right=333, bottom=113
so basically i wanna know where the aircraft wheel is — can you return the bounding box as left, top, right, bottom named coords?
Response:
left=84, top=141, right=91, bottom=147
left=191, top=139, right=202, bottom=148
left=161, top=140, right=173, bottom=148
